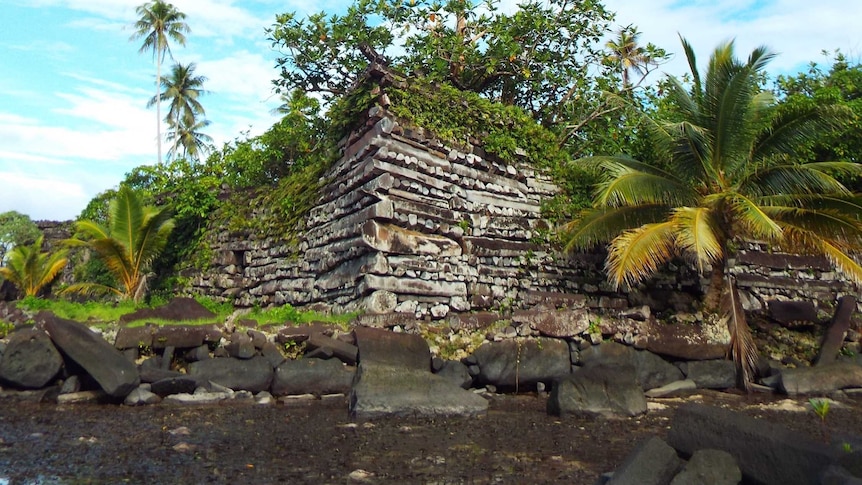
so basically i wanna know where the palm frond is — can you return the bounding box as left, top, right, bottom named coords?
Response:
left=740, top=164, right=852, bottom=197
left=596, top=162, right=694, bottom=208
left=562, top=204, right=672, bottom=251
left=671, top=207, right=723, bottom=273
left=727, top=193, right=783, bottom=241
left=606, top=221, right=677, bottom=289
left=721, top=275, right=759, bottom=391
left=61, top=282, right=124, bottom=299
left=820, top=240, right=862, bottom=285
left=753, top=103, right=852, bottom=162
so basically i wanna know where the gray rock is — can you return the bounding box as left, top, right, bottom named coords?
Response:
left=44, top=315, right=139, bottom=398
left=260, top=342, right=286, bottom=368
left=434, top=360, right=473, bottom=389
left=669, top=449, right=741, bottom=485
left=473, top=338, right=570, bottom=390
left=150, top=376, right=199, bottom=397
left=353, top=326, right=426, bottom=369
left=349, top=362, right=488, bottom=419
left=668, top=403, right=834, bottom=485
left=188, top=356, right=273, bottom=393
left=60, top=375, right=81, bottom=394
left=768, top=300, right=818, bottom=326
left=548, top=364, right=647, bottom=418
left=163, top=391, right=229, bottom=404
left=511, top=308, right=591, bottom=338
left=779, top=363, right=862, bottom=394
left=607, top=436, right=682, bottom=485
left=815, top=296, right=856, bottom=365
left=113, top=325, right=154, bottom=350
left=678, top=360, right=737, bottom=389
left=580, top=342, right=683, bottom=391
left=272, top=358, right=355, bottom=396
left=184, top=344, right=211, bottom=362
left=225, top=333, right=255, bottom=359
left=0, top=328, right=62, bottom=389
left=307, top=332, right=359, bottom=366
left=821, top=465, right=862, bottom=485
left=152, top=325, right=209, bottom=350
left=124, top=387, right=162, bottom=406
left=645, top=379, right=697, bottom=398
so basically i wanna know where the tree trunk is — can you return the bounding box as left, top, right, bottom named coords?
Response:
left=703, top=261, right=726, bottom=313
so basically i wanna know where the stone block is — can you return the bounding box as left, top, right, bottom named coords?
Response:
left=607, top=436, right=682, bottom=485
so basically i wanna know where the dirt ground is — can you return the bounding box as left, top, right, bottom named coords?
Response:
left=0, top=390, right=859, bottom=485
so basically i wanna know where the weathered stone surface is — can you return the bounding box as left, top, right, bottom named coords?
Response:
left=678, top=360, right=737, bottom=389
left=44, top=315, right=139, bottom=398
left=272, top=358, right=355, bottom=396
left=815, top=295, right=856, bottom=365
left=779, top=363, right=862, bottom=394
left=644, top=379, right=697, bottom=398
left=224, top=333, right=255, bottom=359
left=152, top=325, right=210, bottom=350
left=548, top=364, right=647, bottom=418
left=669, top=449, right=741, bottom=485
left=607, top=436, right=682, bottom=485
left=0, top=328, right=62, bottom=389
left=353, top=326, right=429, bottom=370
left=349, top=363, right=488, bottom=418
left=668, top=403, right=834, bottom=485
left=188, top=356, right=273, bottom=393
left=362, top=220, right=461, bottom=256
left=473, top=338, right=570, bottom=389
left=643, top=321, right=728, bottom=361
left=150, top=376, right=199, bottom=397
left=512, top=307, right=591, bottom=338
left=768, top=300, right=819, bottom=326
left=433, top=360, right=473, bottom=389
left=124, top=387, right=162, bottom=406
left=113, top=325, right=155, bottom=350
left=579, top=342, right=683, bottom=391
left=119, top=297, right=216, bottom=324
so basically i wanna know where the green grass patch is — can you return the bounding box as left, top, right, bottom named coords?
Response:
left=245, top=304, right=358, bottom=329
left=17, top=296, right=138, bottom=323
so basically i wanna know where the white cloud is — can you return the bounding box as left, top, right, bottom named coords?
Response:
left=0, top=172, right=90, bottom=221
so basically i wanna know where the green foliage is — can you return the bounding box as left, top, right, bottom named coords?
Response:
left=809, top=397, right=831, bottom=422
left=246, top=304, right=357, bottom=328
left=17, top=296, right=138, bottom=323
left=0, top=211, right=41, bottom=263
left=0, top=236, right=68, bottom=297
left=64, top=186, right=175, bottom=302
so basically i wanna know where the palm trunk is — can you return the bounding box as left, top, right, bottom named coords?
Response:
left=703, top=261, right=726, bottom=312
left=156, top=51, right=163, bottom=165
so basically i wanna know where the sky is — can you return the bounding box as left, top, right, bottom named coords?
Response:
left=1, top=0, right=860, bottom=222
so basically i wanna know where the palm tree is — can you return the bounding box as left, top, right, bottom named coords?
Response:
left=149, top=62, right=207, bottom=137
left=63, top=186, right=174, bottom=303
left=131, top=0, right=189, bottom=165
left=605, top=25, right=656, bottom=90
left=0, top=236, right=68, bottom=298
left=564, top=38, right=861, bottom=388
left=166, top=118, right=214, bottom=160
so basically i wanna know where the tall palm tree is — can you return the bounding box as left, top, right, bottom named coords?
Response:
left=130, top=0, right=189, bottom=165
left=166, top=118, right=214, bottom=160
left=564, top=38, right=861, bottom=388
left=605, top=25, right=656, bottom=90
left=63, top=186, right=174, bottom=303
left=0, top=236, right=68, bottom=298
left=149, top=62, right=207, bottom=136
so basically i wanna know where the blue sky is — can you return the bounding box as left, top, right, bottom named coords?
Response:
left=1, top=0, right=860, bottom=221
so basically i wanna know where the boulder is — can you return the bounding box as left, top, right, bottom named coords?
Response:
left=150, top=376, right=200, bottom=397
left=152, top=325, right=210, bottom=350
left=677, top=360, right=736, bottom=389
left=511, top=307, right=591, bottom=338
left=779, top=363, right=862, bottom=394
left=644, top=379, right=697, bottom=398
left=669, top=449, right=742, bottom=485
left=349, top=363, right=488, bottom=419
left=224, top=333, right=256, bottom=359
left=124, top=387, right=162, bottom=406
left=188, top=356, right=273, bottom=393
left=548, top=364, right=647, bottom=418
left=641, top=321, right=728, bottom=360
left=668, top=403, right=834, bottom=485
left=607, top=436, right=682, bottom=485
left=44, top=315, right=139, bottom=398
left=272, top=358, right=355, bottom=396
left=0, top=328, right=63, bottom=389
left=113, top=325, right=155, bottom=350
left=473, top=338, right=570, bottom=390
left=579, top=342, right=683, bottom=391
left=307, top=332, right=359, bottom=366
left=768, top=300, right=818, bottom=326
left=434, top=360, right=473, bottom=389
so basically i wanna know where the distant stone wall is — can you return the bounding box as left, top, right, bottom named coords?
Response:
left=189, top=111, right=857, bottom=318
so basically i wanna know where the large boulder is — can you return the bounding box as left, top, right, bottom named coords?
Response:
left=779, top=363, right=862, bottom=394
left=44, top=314, right=139, bottom=398
left=472, top=338, right=570, bottom=390
left=547, top=364, right=647, bottom=418
left=677, top=360, right=736, bottom=389
left=607, top=436, right=682, bottom=485
left=579, top=341, right=683, bottom=391
left=669, top=449, right=741, bottom=485
left=349, top=363, right=488, bottom=419
left=511, top=307, right=591, bottom=338
left=668, top=403, right=834, bottom=485
left=353, top=326, right=427, bottom=369
left=0, top=328, right=63, bottom=389
left=271, top=358, right=355, bottom=396
left=815, top=295, right=857, bottom=365
left=640, top=321, right=728, bottom=360
left=188, top=356, right=273, bottom=393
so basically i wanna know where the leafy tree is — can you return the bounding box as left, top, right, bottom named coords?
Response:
left=268, top=0, right=614, bottom=125
left=131, top=0, right=190, bottom=165
left=149, top=62, right=211, bottom=160
left=604, top=24, right=662, bottom=91
left=0, top=236, right=68, bottom=298
left=63, top=186, right=175, bottom=302
left=563, top=38, right=861, bottom=387
left=0, top=211, right=41, bottom=263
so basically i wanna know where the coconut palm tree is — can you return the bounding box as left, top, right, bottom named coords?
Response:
left=564, top=38, right=861, bottom=388
left=166, top=118, right=214, bottom=160
left=130, top=0, right=189, bottom=165
left=0, top=236, right=68, bottom=298
left=149, top=62, right=207, bottom=137
left=604, top=25, right=656, bottom=90
left=63, top=186, right=174, bottom=303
